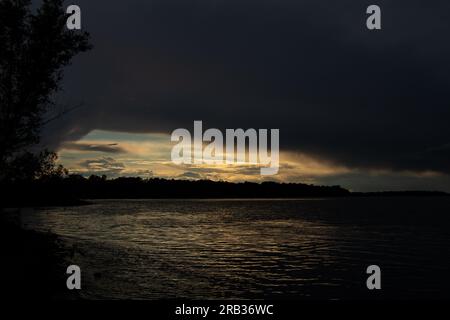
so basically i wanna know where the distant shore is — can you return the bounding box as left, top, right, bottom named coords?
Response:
left=2, top=177, right=448, bottom=208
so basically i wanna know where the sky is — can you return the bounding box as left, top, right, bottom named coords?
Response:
left=41, top=0, right=450, bottom=192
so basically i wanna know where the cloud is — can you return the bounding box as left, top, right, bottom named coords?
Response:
left=41, top=0, right=450, bottom=190
left=61, top=142, right=126, bottom=153
left=177, top=171, right=203, bottom=180
left=76, top=157, right=126, bottom=176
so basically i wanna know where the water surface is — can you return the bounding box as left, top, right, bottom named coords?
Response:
left=22, top=197, right=450, bottom=299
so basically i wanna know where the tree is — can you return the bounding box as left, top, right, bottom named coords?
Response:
left=0, top=0, right=91, bottom=181
left=2, top=150, right=68, bottom=182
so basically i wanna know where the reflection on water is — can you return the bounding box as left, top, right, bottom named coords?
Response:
left=22, top=198, right=450, bottom=299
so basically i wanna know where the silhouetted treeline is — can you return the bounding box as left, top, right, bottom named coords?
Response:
left=2, top=175, right=352, bottom=207
left=0, top=1, right=91, bottom=180
left=2, top=175, right=448, bottom=208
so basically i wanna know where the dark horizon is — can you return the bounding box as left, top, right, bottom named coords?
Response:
left=2, top=174, right=449, bottom=209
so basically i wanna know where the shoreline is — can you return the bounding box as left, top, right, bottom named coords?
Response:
left=0, top=209, right=79, bottom=300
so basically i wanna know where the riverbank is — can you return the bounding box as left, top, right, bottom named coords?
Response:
left=0, top=209, right=78, bottom=300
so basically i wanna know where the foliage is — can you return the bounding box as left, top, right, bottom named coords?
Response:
left=0, top=0, right=91, bottom=181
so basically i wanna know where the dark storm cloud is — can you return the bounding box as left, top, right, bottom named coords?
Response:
left=316, top=171, right=450, bottom=193
left=45, top=0, right=450, bottom=176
